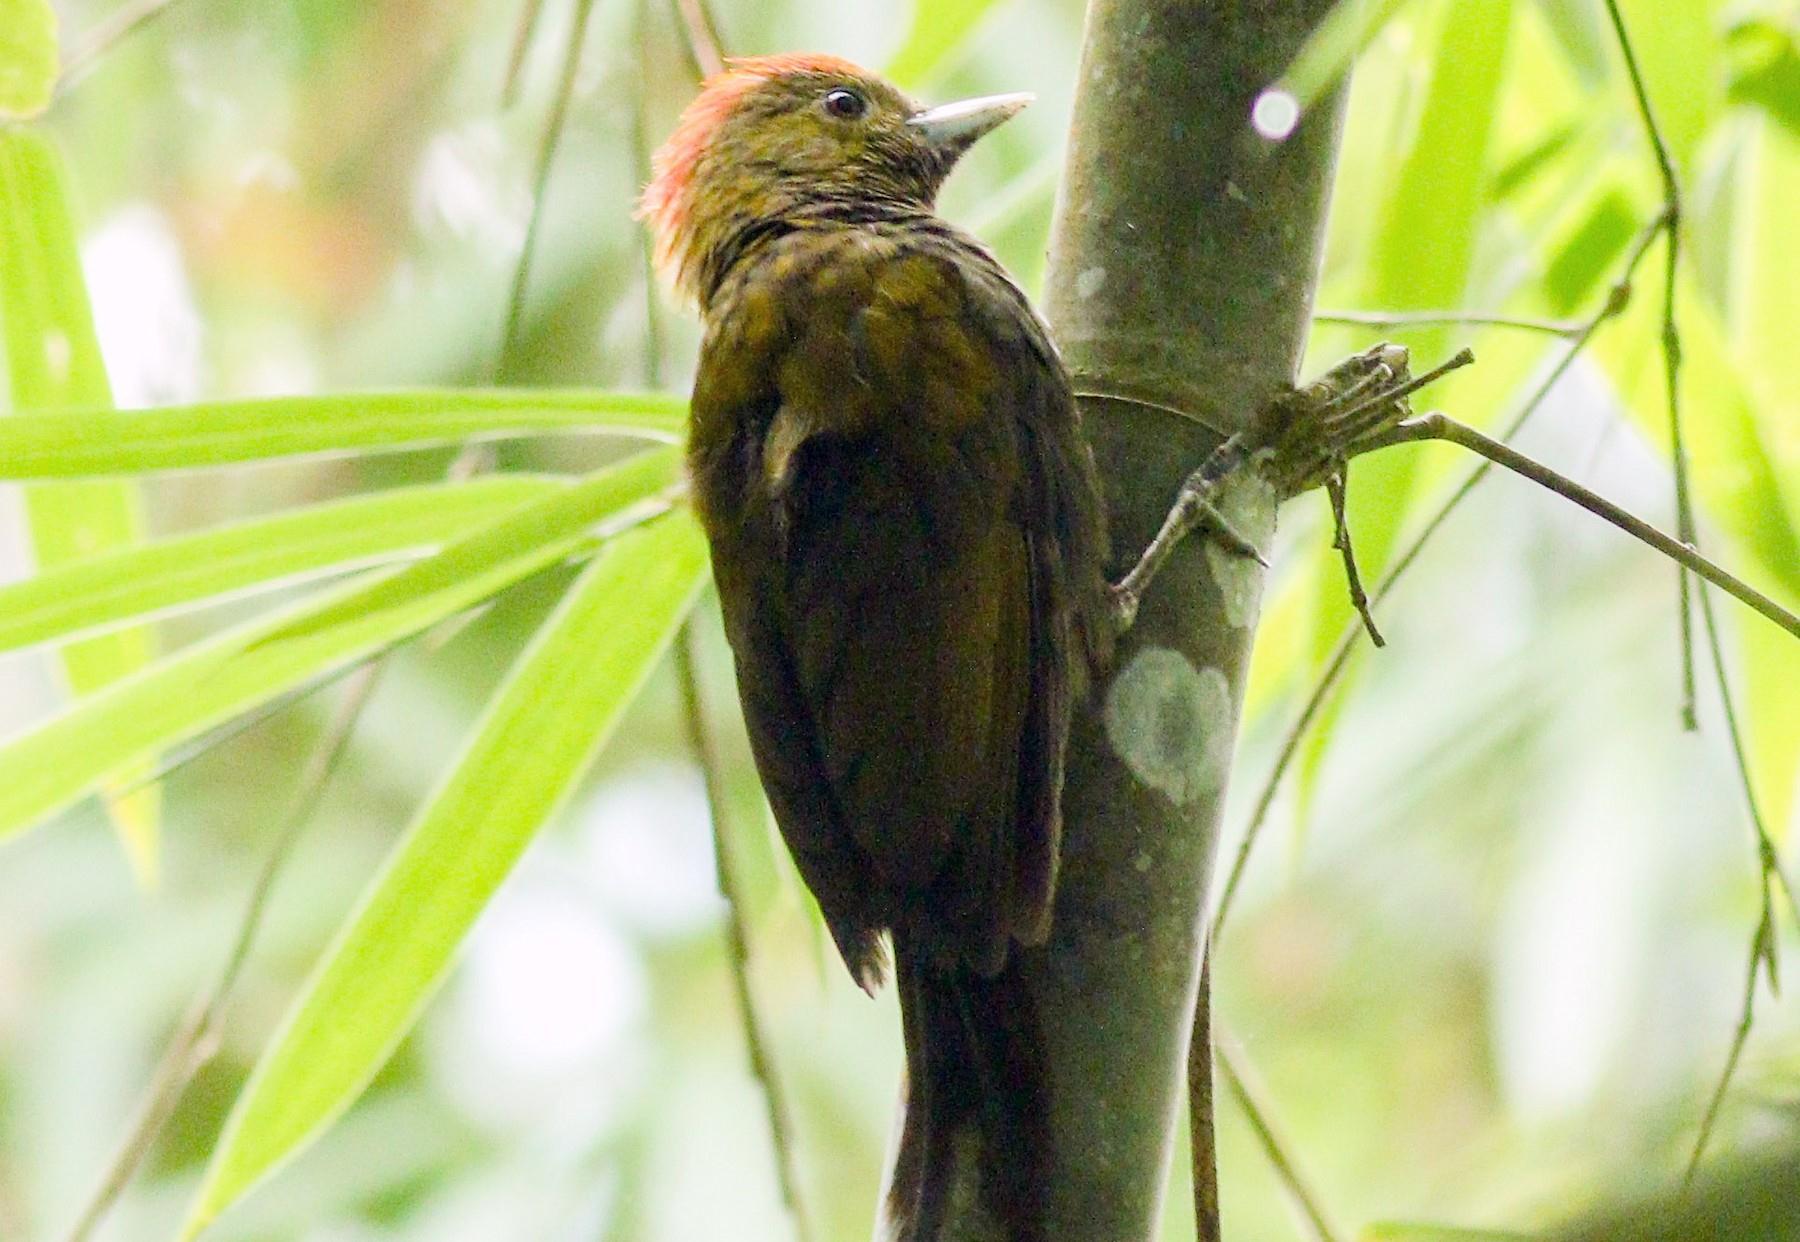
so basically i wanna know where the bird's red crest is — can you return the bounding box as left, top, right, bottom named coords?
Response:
left=637, top=53, right=872, bottom=291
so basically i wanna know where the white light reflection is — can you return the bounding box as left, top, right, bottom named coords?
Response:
left=1252, top=89, right=1301, bottom=141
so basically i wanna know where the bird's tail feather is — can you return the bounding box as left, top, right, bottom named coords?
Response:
left=885, top=932, right=1048, bottom=1242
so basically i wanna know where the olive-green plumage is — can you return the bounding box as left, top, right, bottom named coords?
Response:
left=643, top=54, right=1107, bottom=1240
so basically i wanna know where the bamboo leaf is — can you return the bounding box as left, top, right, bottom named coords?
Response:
left=1, top=126, right=160, bottom=874
left=252, top=447, right=680, bottom=646
left=1271, top=0, right=1416, bottom=113
left=0, top=475, right=563, bottom=656
left=0, top=455, right=678, bottom=842
left=181, top=512, right=710, bottom=1239
left=0, top=388, right=684, bottom=479
left=0, top=0, right=57, bottom=119
left=884, top=0, right=1006, bottom=87
left=1727, top=20, right=1800, bottom=145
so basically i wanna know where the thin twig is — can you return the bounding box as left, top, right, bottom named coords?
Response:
left=1209, top=216, right=1663, bottom=939
left=1215, top=1029, right=1342, bottom=1242
left=668, top=0, right=726, bottom=78
left=1325, top=472, right=1383, bottom=648
left=1189, top=946, right=1221, bottom=1242
left=1682, top=583, right=1800, bottom=1182
left=1357, top=414, right=1800, bottom=645
left=1601, top=0, right=1696, bottom=729
left=498, top=0, right=599, bottom=373
left=1598, top=0, right=1792, bottom=1177
left=632, top=0, right=667, bottom=392
left=59, top=664, right=384, bottom=1242
left=1314, top=308, right=1584, bottom=338
left=57, top=0, right=191, bottom=91
left=1695, top=586, right=1800, bottom=934
left=1684, top=901, right=1773, bottom=1187
left=1326, top=348, right=1475, bottom=447
left=499, top=0, right=551, bottom=108
left=675, top=627, right=814, bottom=1242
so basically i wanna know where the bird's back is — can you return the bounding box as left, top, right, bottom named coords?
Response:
left=689, top=216, right=1105, bottom=983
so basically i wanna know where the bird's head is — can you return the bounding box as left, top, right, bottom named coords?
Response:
left=639, top=53, right=1030, bottom=300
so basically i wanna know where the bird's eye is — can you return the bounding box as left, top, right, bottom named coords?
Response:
left=822, top=88, right=867, bottom=120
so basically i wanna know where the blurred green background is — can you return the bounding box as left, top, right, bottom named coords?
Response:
left=2, top=0, right=1799, bottom=1239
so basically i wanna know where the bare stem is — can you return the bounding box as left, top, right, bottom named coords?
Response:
left=500, top=0, right=550, bottom=107
left=1315, top=308, right=1583, bottom=338
left=1215, top=1029, right=1342, bottom=1242
left=675, top=625, right=814, bottom=1242
left=1684, top=902, right=1772, bottom=1187
left=1695, top=587, right=1800, bottom=933
left=1358, top=414, right=1800, bottom=645
left=499, top=0, right=599, bottom=374
left=58, top=0, right=191, bottom=91
left=667, top=0, right=726, bottom=78
left=1326, top=471, right=1383, bottom=648
left=1601, top=0, right=1696, bottom=728
left=1681, top=580, right=1800, bottom=1182
left=59, top=664, right=384, bottom=1242
left=1188, top=949, right=1221, bottom=1242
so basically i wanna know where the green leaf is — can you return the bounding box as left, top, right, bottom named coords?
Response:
left=181, top=513, right=710, bottom=1239
left=0, top=388, right=684, bottom=479
left=884, top=0, right=1005, bottom=87
left=1735, top=115, right=1800, bottom=836
left=1727, top=19, right=1800, bottom=144
left=253, top=448, right=681, bottom=646
left=1274, top=0, right=1417, bottom=113
left=1542, top=183, right=1638, bottom=313
left=0, top=475, right=563, bottom=656
left=1, top=126, right=159, bottom=874
left=1531, top=0, right=1609, bottom=85
left=0, top=453, right=679, bottom=842
left=0, top=0, right=57, bottom=119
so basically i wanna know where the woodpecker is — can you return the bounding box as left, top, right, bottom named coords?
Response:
left=641, top=54, right=1109, bottom=1240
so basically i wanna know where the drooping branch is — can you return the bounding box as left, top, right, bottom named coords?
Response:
left=1358, top=414, right=1800, bottom=645
left=1314, top=308, right=1584, bottom=337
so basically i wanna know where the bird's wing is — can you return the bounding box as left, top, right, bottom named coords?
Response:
left=696, top=228, right=1072, bottom=975
left=687, top=227, right=1080, bottom=972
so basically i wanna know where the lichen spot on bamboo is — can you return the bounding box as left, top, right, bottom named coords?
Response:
left=1103, top=647, right=1233, bottom=806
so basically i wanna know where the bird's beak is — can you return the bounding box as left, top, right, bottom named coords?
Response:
left=908, top=91, right=1034, bottom=160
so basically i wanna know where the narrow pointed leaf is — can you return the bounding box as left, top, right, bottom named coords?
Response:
left=0, top=455, right=678, bottom=841
left=253, top=447, right=680, bottom=645
left=0, top=0, right=57, bottom=119
left=182, top=513, right=710, bottom=1238
left=1, top=126, right=160, bottom=873
left=0, top=388, right=684, bottom=479
left=0, top=475, right=563, bottom=656
left=884, top=0, right=1005, bottom=87
left=1272, top=0, right=1415, bottom=112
